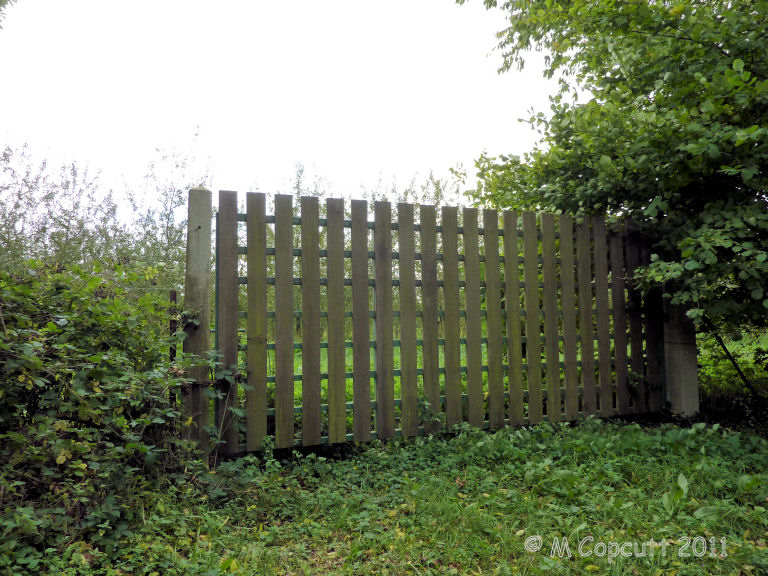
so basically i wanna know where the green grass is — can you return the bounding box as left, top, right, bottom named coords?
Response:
left=43, top=419, right=768, bottom=575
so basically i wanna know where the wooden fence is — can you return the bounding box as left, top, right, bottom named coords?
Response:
left=182, top=190, right=684, bottom=455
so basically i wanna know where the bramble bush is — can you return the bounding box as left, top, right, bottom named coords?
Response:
left=0, top=263, right=201, bottom=575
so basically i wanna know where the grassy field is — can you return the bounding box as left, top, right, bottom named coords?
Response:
left=49, top=419, right=768, bottom=576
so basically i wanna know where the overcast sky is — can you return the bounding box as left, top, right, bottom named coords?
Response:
left=0, top=0, right=557, bottom=201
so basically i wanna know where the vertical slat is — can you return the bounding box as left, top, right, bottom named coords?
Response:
left=610, top=230, right=630, bottom=415
left=523, top=211, right=543, bottom=424
left=463, top=207, right=483, bottom=428
left=560, top=215, right=579, bottom=421
left=374, top=201, right=395, bottom=439
left=625, top=224, right=646, bottom=413
left=441, top=206, right=462, bottom=426
left=274, top=194, right=294, bottom=449
left=300, top=196, right=321, bottom=446
left=642, top=245, right=663, bottom=413
left=420, top=205, right=440, bottom=433
left=351, top=200, right=371, bottom=442
left=541, top=213, right=560, bottom=422
left=398, top=203, right=418, bottom=437
left=576, top=217, right=597, bottom=416
left=217, top=190, right=239, bottom=454
left=183, top=188, right=212, bottom=450
left=246, top=192, right=267, bottom=451
left=593, top=217, right=613, bottom=416
left=326, top=198, right=346, bottom=444
left=503, top=211, right=524, bottom=426
left=484, top=209, right=504, bottom=430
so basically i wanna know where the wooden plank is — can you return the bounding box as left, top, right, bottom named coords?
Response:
left=246, top=192, right=267, bottom=451
left=216, top=190, right=240, bottom=455
left=326, top=198, right=346, bottom=444
left=503, top=211, right=524, bottom=426
left=625, top=223, right=646, bottom=413
left=610, top=230, right=630, bottom=415
left=576, top=217, right=597, bottom=416
left=484, top=209, right=504, bottom=430
left=420, top=204, right=440, bottom=433
left=274, top=194, right=294, bottom=449
left=441, top=206, right=462, bottom=426
left=374, top=201, right=395, bottom=439
left=593, top=217, right=613, bottom=416
left=541, top=212, right=560, bottom=422
left=398, top=203, right=418, bottom=437
left=522, top=211, right=543, bottom=424
left=642, top=245, right=663, bottom=413
left=183, top=188, right=212, bottom=450
left=351, top=200, right=371, bottom=442
left=300, top=196, right=321, bottom=446
left=463, top=207, right=483, bottom=428
left=560, top=214, right=579, bottom=421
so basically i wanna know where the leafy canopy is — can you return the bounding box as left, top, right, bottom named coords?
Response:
left=462, top=0, right=768, bottom=327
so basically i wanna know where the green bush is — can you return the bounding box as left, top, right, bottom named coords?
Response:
left=0, top=263, right=199, bottom=575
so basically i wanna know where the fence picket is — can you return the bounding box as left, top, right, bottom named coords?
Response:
left=523, top=211, right=543, bottom=424
left=576, top=218, right=597, bottom=416
left=610, top=231, right=630, bottom=415
left=441, top=207, right=462, bottom=426
left=327, top=198, right=346, bottom=444
left=217, top=190, right=239, bottom=455
left=464, top=208, right=483, bottom=427
left=560, top=215, right=579, bottom=421
left=541, top=213, right=560, bottom=422
left=274, top=194, right=295, bottom=449
left=375, top=201, right=395, bottom=439
left=625, top=225, right=646, bottom=413
left=484, top=209, right=504, bottom=430
left=300, top=197, right=321, bottom=446
left=420, top=205, right=440, bottom=433
left=246, top=192, right=267, bottom=451
left=593, top=217, right=613, bottom=416
left=398, top=203, right=419, bottom=437
left=503, top=211, right=525, bottom=425
left=351, top=200, right=371, bottom=442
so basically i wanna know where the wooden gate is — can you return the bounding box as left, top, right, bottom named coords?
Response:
left=183, top=190, right=686, bottom=455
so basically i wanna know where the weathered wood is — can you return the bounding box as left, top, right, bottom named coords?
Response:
left=625, top=224, right=646, bottom=413
left=216, top=190, right=240, bottom=455
left=274, top=194, right=294, bottom=449
left=441, top=206, right=462, bottom=426
left=351, top=200, right=371, bottom=442
left=541, top=212, right=560, bottom=422
left=664, top=305, right=699, bottom=417
left=326, top=198, right=347, bottom=444
left=576, top=218, right=597, bottom=416
left=610, top=231, right=630, bottom=415
left=183, top=188, right=212, bottom=450
left=641, top=245, right=663, bottom=413
left=522, top=211, right=543, bottom=424
left=593, top=217, right=613, bottom=416
left=398, top=203, right=418, bottom=437
left=560, top=215, right=579, bottom=421
left=374, top=201, right=395, bottom=439
left=484, top=209, right=504, bottom=430
left=420, top=204, right=440, bottom=433
left=503, top=211, right=524, bottom=426
left=246, top=192, right=267, bottom=451
left=300, top=196, right=321, bottom=446
left=463, top=207, right=483, bottom=428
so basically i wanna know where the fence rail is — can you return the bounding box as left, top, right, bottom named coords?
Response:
left=183, top=190, right=688, bottom=455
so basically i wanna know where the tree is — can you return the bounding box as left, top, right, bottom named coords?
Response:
left=462, top=0, right=768, bottom=328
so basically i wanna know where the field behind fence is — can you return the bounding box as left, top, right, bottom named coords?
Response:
left=183, top=190, right=669, bottom=454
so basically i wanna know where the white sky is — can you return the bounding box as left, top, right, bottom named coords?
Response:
left=0, top=0, right=557, bottom=201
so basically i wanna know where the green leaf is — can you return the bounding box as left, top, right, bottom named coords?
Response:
left=733, top=59, right=745, bottom=72
left=677, top=473, right=689, bottom=495
left=693, top=506, right=718, bottom=518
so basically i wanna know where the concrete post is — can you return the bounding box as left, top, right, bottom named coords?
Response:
left=183, top=188, right=212, bottom=451
left=663, top=303, right=699, bottom=417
